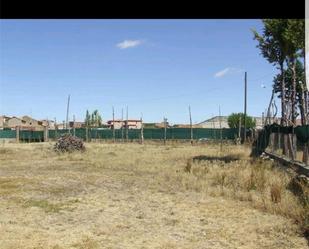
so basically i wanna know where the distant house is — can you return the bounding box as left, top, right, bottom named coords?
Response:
left=41, top=119, right=56, bottom=129
left=55, top=122, right=66, bottom=130
left=126, top=120, right=142, bottom=129
left=143, top=123, right=157, bottom=129
left=0, top=115, right=12, bottom=129
left=253, top=117, right=264, bottom=129
left=69, top=121, right=85, bottom=129
left=22, top=116, right=45, bottom=130
left=107, top=120, right=124, bottom=129
left=196, top=116, right=229, bottom=129
left=5, top=116, right=27, bottom=129
left=107, top=119, right=142, bottom=129
left=0, top=115, right=47, bottom=130
left=172, top=124, right=202, bottom=128
left=197, top=116, right=264, bottom=129
left=154, top=121, right=170, bottom=128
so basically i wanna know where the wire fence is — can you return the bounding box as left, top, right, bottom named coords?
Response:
left=252, top=124, right=309, bottom=165
left=0, top=127, right=240, bottom=142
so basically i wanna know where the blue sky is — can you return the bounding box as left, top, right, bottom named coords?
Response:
left=0, top=19, right=278, bottom=124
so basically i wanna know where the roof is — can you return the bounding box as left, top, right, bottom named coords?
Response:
left=11, top=116, right=25, bottom=121
left=107, top=120, right=124, bottom=123
left=197, top=116, right=263, bottom=125
left=22, top=115, right=38, bottom=121
left=107, top=119, right=141, bottom=123
left=197, top=116, right=228, bottom=125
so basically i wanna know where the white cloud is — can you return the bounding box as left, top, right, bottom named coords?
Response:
left=214, top=68, right=230, bottom=78
left=214, top=67, right=243, bottom=78
left=116, top=39, right=143, bottom=49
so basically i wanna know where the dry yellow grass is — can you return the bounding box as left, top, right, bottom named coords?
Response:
left=0, top=141, right=308, bottom=249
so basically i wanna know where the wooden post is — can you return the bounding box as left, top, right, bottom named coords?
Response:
left=140, top=114, right=144, bottom=144
left=212, top=113, right=216, bottom=139
left=86, top=126, right=89, bottom=142
left=243, top=72, right=247, bottom=143
left=73, top=115, right=76, bottom=137
left=112, top=106, right=115, bottom=143
left=121, top=108, right=124, bottom=143
left=266, top=90, right=275, bottom=125
left=303, top=142, right=309, bottom=165
left=66, top=94, right=70, bottom=130
left=44, top=126, right=48, bottom=142
left=219, top=106, right=223, bottom=152
left=126, top=106, right=129, bottom=142
left=238, top=116, right=241, bottom=141
left=54, top=118, right=58, bottom=140
left=16, top=126, right=20, bottom=143
left=164, top=117, right=167, bottom=145
left=189, top=106, right=193, bottom=145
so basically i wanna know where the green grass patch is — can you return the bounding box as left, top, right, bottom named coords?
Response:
left=22, top=199, right=64, bottom=213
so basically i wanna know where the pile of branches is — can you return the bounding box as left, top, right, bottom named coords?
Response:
left=54, top=133, right=85, bottom=153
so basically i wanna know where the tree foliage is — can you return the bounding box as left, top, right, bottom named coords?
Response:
left=252, top=19, right=289, bottom=67
left=252, top=19, right=306, bottom=124
left=273, top=60, right=305, bottom=100
left=227, top=113, right=256, bottom=129
left=85, top=109, right=102, bottom=127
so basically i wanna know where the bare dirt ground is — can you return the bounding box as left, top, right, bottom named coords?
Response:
left=0, top=142, right=308, bottom=249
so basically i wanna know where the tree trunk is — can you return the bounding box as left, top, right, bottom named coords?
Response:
left=280, top=63, right=289, bottom=156
left=299, top=89, right=306, bottom=126
left=291, top=59, right=297, bottom=125
left=301, top=90, right=309, bottom=164
left=302, top=51, right=309, bottom=164
left=290, top=59, right=298, bottom=159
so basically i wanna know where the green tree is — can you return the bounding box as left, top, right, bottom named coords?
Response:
left=252, top=19, right=289, bottom=126
left=273, top=60, right=305, bottom=123
left=253, top=19, right=307, bottom=161
left=85, top=109, right=103, bottom=127
left=284, top=19, right=305, bottom=123
left=85, top=110, right=91, bottom=127
left=253, top=19, right=294, bottom=156
left=228, top=113, right=256, bottom=129
left=91, top=110, right=102, bottom=127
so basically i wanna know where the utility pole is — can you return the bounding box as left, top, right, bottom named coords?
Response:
left=189, top=106, right=193, bottom=145
left=243, top=72, right=247, bottom=143
left=66, top=94, right=70, bottom=130
left=112, top=106, right=115, bottom=143
left=163, top=117, right=167, bottom=145
left=126, top=106, right=129, bottom=142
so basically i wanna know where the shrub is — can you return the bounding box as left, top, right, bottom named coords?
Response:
left=270, top=183, right=282, bottom=203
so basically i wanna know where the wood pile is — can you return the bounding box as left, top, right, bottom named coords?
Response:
left=54, top=133, right=85, bottom=152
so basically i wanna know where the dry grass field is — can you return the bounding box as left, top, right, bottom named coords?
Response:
left=0, top=141, right=308, bottom=249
